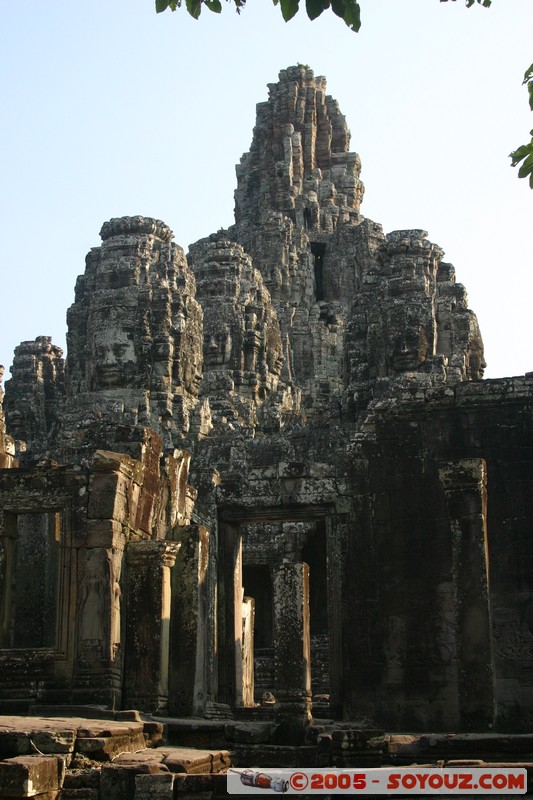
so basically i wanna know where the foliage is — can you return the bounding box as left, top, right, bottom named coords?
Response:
left=155, top=0, right=489, bottom=33
left=509, top=65, right=533, bottom=189
left=441, top=0, right=491, bottom=6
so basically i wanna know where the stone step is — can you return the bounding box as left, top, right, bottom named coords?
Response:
left=113, top=746, right=231, bottom=774
left=153, top=717, right=228, bottom=750
left=0, top=716, right=154, bottom=764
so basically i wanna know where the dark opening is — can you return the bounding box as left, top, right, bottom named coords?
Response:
left=302, top=521, right=330, bottom=700
left=311, top=242, right=326, bottom=301
left=302, top=522, right=328, bottom=636
left=242, top=563, right=275, bottom=701
left=242, top=564, right=272, bottom=649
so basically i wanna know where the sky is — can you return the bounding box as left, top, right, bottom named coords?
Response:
left=1, top=0, right=532, bottom=380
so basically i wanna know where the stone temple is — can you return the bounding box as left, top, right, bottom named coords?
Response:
left=1, top=66, right=533, bottom=795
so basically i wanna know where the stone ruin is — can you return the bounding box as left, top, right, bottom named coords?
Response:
left=0, top=65, right=533, bottom=796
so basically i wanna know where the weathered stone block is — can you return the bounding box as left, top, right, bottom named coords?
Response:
left=134, top=772, right=174, bottom=799
left=0, top=734, right=32, bottom=758
left=30, top=731, right=76, bottom=756
left=224, top=722, right=273, bottom=744
left=0, top=755, right=63, bottom=797
left=62, top=768, right=100, bottom=790
left=172, top=772, right=227, bottom=797
left=75, top=731, right=146, bottom=761
left=100, top=765, right=138, bottom=800
left=59, top=789, right=98, bottom=800
left=100, top=763, right=171, bottom=800
left=84, top=518, right=125, bottom=548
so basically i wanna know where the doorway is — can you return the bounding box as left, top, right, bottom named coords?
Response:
left=217, top=505, right=339, bottom=713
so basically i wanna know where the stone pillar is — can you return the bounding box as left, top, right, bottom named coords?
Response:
left=123, top=540, right=180, bottom=714
left=168, top=525, right=210, bottom=717
left=73, top=544, right=125, bottom=708
left=439, top=458, right=495, bottom=730
left=233, top=536, right=244, bottom=708
left=242, top=596, right=255, bottom=708
left=273, top=561, right=312, bottom=744
left=217, top=523, right=243, bottom=707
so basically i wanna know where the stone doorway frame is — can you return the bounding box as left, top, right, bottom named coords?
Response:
left=216, top=503, right=341, bottom=713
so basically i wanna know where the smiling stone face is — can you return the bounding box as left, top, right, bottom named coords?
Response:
left=204, top=325, right=233, bottom=369
left=390, top=321, right=430, bottom=373
left=91, top=324, right=137, bottom=389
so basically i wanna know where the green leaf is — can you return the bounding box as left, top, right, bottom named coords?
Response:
left=330, top=0, right=345, bottom=19
left=518, top=152, right=533, bottom=179
left=342, top=0, right=361, bottom=31
left=205, top=0, right=222, bottom=11
left=155, top=0, right=171, bottom=12
left=528, top=81, right=533, bottom=112
left=523, top=64, right=533, bottom=84
left=330, top=0, right=359, bottom=30
left=519, top=161, right=533, bottom=181
left=279, top=0, right=299, bottom=21
left=305, top=0, right=327, bottom=21
left=185, top=0, right=202, bottom=18
left=510, top=143, right=532, bottom=166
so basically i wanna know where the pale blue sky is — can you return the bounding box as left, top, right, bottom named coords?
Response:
left=1, top=1, right=532, bottom=379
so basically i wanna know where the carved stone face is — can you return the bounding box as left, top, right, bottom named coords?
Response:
left=90, top=322, right=137, bottom=389
left=268, top=350, right=284, bottom=377
left=204, top=325, right=233, bottom=368
left=465, top=319, right=486, bottom=381
left=391, top=326, right=429, bottom=372
left=182, top=357, right=203, bottom=396
left=265, top=323, right=283, bottom=377
left=468, top=350, right=487, bottom=381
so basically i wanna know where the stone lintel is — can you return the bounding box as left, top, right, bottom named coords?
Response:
left=126, top=540, right=180, bottom=569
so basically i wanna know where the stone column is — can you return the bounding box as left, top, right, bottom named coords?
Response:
left=123, top=540, right=180, bottom=714
left=168, top=525, right=210, bottom=717
left=242, top=596, right=255, bottom=708
left=217, top=523, right=243, bottom=707
left=439, top=458, right=495, bottom=730
left=273, top=561, right=312, bottom=744
left=233, top=536, right=244, bottom=708
left=72, top=544, right=125, bottom=708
